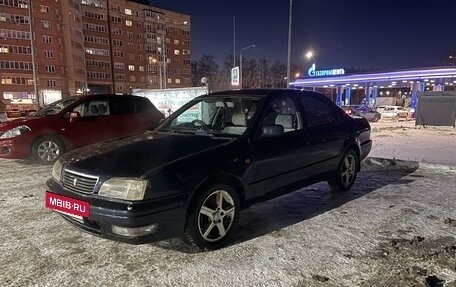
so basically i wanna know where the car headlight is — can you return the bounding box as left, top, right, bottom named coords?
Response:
left=99, top=178, right=147, bottom=201
left=51, top=160, right=62, bottom=181
left=0, top=125, right=31, bottom=139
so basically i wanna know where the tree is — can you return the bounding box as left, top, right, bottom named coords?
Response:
left=270, top=61, right=287, bottom=88
left=219, top=54, right=235, bottom=84
left=191, top=54, right=219, bottom=86
left=442, top=49, right=456, bottom=66
left=243, top=58, right=258, bottom=88
left=257, top=58, right=272, bottom=88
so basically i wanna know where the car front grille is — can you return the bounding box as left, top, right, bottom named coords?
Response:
left=62, top=169, right=98, bottom=194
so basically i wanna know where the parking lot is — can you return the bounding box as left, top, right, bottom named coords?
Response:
left=0, top=122, right=455, bottom=287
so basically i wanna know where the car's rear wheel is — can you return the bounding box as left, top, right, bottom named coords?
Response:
left=372, top=114, right=380, bottom=122
left=182, top=184, right=240, bottom=250
left=32, top=136, right=65, bottom=164
left=328, top=149, right=358, bottom=192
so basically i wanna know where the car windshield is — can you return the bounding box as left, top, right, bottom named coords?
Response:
left=34, top=98, right=78, bottom=117
left=157, top=95, right=263, bottom=136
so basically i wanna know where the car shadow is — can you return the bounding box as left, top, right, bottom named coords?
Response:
left=231, top=158, right=419, bottom=245
left=154, top=157, right=420, bottom=253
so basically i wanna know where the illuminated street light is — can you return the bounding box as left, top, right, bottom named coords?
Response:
left=306, top=51, right=316, bottom=66
left=239, top=44, right=255, bottom=89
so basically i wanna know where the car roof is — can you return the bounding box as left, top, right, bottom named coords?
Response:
left=202, top=88, right=327, bottom=99
left=66, top=94, right=148, bottom=106
left=77, top=94, right=144, bottom=100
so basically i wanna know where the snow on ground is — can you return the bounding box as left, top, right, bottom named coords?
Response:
left=369, top=120, right=456, bottom=165
left=0, top=120, right=455, bottom=287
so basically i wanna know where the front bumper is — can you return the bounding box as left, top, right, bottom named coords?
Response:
left=46, top=179, right=188, bottom=244
left=360, top=139, right=372, bottom=162
left=0, top=138, right=30, bottom=159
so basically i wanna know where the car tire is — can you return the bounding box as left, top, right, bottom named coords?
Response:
left=32, top=136, right=65, bottom=164
left=182, top=184, right=240, bottom=250
left=328, top=149, right=358, bottom=192
left=373, top=115, right=380, bottom=122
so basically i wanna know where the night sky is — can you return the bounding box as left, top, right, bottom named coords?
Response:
left=149, top=0, right=456, bottom=71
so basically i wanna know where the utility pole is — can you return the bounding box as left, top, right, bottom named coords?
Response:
left=286, top=0, right=293, bottom=88
left=233, top=16, right=236, bottom=68
left=28, top=2, right=40, bottom=107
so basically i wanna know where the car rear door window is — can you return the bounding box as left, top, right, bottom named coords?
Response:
left=300, top=95, right=337, bottom=128
left=109, top=98, right=147, bottom=115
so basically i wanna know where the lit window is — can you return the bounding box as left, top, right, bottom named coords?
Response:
left=125, top=9, right=132, bottom=15
left=125, top=20, right=132, bottom=26
left=174, top=50, right=180, bottom=55
left=175, top=79, right=181, bottom=84
left=128, top=65, right=135, bottom=71
left=40, top=5, right=50, bottom=13
left=41, top=20, right=51, bottom=29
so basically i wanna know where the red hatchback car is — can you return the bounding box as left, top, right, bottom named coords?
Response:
left=0, top=94, right=164, bottom=164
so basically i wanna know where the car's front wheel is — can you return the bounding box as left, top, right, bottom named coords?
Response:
left=182, top=184, right=240, bottom=250
left=32, top=136, right=65, bottom=164
left=328, top=149, right=358, bottom=192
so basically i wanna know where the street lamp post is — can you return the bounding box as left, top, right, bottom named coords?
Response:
left=151, top=58, right=162, bottom=89
left=306, top=51, right=316, bottom=91
left=239, top=44, right=255, bottom=89
left=306, top=51, right=316, bottom=67
left=28, top=2, right=40, bottom=107
left=286, top=0, right=293, bottom=88
left=162, top=21, right=188, bottom=89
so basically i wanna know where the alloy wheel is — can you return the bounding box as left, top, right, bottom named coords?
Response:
left=341, top=154, right=356, bottom=187
left=197, top=189, right=236, bottom=242
left=37, top=140, right=60, bottom=162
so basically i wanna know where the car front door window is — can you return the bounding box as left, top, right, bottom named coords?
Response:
left=259, top=95, right=301, bottom=136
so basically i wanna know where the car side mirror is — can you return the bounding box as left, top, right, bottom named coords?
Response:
left=260, top=124, right=284, bottom=138
left=69, top=111, right=81, bottom=123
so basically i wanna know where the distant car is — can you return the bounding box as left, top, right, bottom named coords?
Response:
left=45, top=89, right=372, bottom=249
left=341, top=105, right=355, bottom=115
left=6, top=109, right=22, bottom=118
left=380, top=106, right=410, bottom=121
left=352, top=106, right=381, bottom=122
left=0, top=94, right=164, bottom=164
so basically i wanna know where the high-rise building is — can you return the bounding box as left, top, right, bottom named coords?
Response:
left=0, top=0, right=191, bottom=110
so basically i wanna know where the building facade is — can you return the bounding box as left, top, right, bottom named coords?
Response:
left=0, top=0, right=191, bottom=110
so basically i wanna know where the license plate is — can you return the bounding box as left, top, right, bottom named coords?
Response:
left=45, top=192, right=90, bottom=218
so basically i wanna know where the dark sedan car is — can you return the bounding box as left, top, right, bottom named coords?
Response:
left=0, top=94, right=164, bottom=164
left=45, top=89, right=372, bottom=250
left=352, top=106, right=381, bottom=122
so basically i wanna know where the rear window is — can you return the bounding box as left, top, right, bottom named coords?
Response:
left=110, top=98, right=146, bottom=115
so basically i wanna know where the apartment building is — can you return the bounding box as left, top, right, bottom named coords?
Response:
left=0, top=0, right=191, bottom=111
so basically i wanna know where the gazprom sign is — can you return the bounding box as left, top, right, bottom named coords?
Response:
left=308, top=63, right=345, bottom=77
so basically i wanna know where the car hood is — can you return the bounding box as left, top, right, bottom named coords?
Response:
left=0, top=115, right=48, bottom=131
left=61, top=131, right=235, bottom=178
